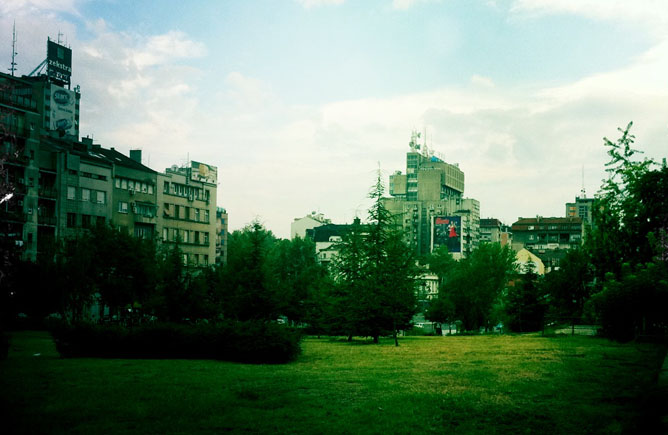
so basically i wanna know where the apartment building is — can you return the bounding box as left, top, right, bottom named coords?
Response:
left=157, top=162, right=217, bottom=267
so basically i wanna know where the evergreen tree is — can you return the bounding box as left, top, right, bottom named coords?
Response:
left=330, top=173, right=419, bottom=345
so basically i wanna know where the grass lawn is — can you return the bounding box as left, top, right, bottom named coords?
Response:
left=1, top=331, right=665, bottom=434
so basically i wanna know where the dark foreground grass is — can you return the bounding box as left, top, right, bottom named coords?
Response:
left=1, top=331, right=665, bottom=434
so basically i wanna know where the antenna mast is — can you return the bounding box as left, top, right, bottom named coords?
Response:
left=9, top=21, right=17, bottom=76
left=580, top=165, right=586, bottom=198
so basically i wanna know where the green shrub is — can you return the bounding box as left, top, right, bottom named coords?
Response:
left=51, top=321, right=302, bottom=363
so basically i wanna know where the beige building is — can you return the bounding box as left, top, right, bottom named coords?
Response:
left=157, top=162, right=217, bottom=267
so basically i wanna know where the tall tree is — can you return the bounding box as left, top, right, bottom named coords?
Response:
left=330, top=173, right=419, bottom=345
left=585, top=122, right=668, bottom=340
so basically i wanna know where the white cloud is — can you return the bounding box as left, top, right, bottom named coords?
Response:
left=511, top=0, right=668, bottom=37
left=392, top=0, right=439, bottom=10
left=470, top=74, right=495, bottom=88
left=0, top=0, right=79, bottom=17
left=295, top=0, right=345, bottom=9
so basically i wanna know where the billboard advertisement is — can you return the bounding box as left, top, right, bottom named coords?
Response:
left=433, top=216, right=461, bottom=253
left=50, top=86, right=76, bottom=136
left=191, top=161, right=217, bottom=185
left=47, top=40, right=72, bottom=84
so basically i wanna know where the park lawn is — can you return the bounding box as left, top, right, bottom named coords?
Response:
left=1, top=331, right=665, bottom=434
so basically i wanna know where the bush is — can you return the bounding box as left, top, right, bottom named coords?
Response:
left=51, top=321, right=302, bottom=364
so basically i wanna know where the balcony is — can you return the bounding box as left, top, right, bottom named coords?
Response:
left=38, top=214, right=57, bottom=226
left=0, top=209, right=27, bottom=223
left=38, top=187, right=57, bottom=199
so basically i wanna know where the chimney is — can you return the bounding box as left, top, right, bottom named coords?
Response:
left=130, top=149, right=142, bottom=164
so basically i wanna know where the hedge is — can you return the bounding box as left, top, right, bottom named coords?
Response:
left=51, top=321, right=302, bottom=364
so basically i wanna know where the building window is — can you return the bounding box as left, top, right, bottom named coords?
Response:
left=204, top=255, right=208, bottom=266
left=162, top=228, right=168, bottom=241
left=204, top=210, right=209, bottom=223
left=118, top=201, right=128, bottom=213
left=174, top=205, right=180, bottom=219
left=148, top=184, right=153, bottom=194
left=121, top=179, right=127, bottom=189
left=115, top=178, right=121, bottom=188
left=96, top=191, right=105, bottom=204
left=195, top=209, right=200, bottom=221
left=81, top=188, right=91, bottom=202
left=184, top=230, right=189, bottom=243
left=82, top=214, right=92, bottom=228
left=128, top=180, right=134, bottom=191
left=195, top=231, right=200, bottom=244
left=67, top=213, right=77, bottom=228
left=204, top=232, right=209, bottom=244
left=194, top=254, right=199, bottom=265
left=67, top=186, right=76, bottom=200
left=185, top=207, right=191, bottom=221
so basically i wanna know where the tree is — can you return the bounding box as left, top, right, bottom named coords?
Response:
left=585, top=123, right=668, bottom=340
left=330, top=173, right=419, bottom=345
left=504, top=262, right=547, bottom=332
left=541, top=247, right=593, bottom=325
left=219, top=220, right=280, bottom=321
left=266, top=236, right=326, bottom=325
left=442, top=243, right=516, bottom=332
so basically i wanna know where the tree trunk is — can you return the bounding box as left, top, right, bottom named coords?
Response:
left=373, top=334, right=379, bottom=344
left=347, top=333, right=353, bottom=342
left=393, top=320, right=399, bottom=347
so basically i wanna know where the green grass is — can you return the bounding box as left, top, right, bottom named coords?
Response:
left=1, top=331, right=665, bottom=434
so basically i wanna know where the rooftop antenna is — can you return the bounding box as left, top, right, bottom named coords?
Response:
left=9, top=21, right=17, bottom=76
left=580, top=165, right=586, bottom=198
left=57, top=31, right=64, bottom=45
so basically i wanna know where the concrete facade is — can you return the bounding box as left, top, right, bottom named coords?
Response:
left=157, top=163, right=217, bottom=267
left=383, top=132, right=480, bottom=258
left=511, top=216, right=583, bottom=272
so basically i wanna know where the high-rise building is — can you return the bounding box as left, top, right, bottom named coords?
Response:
left=382, top=131, right=480, bottom=258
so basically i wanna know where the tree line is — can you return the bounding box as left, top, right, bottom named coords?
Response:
left=2, top=123, right=666, bottom=342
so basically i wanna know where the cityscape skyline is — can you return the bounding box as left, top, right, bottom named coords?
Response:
left=2, top=1, right=668, bottom=238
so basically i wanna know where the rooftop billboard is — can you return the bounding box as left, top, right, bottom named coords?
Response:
left=47, top=40, right=72, bottom=85
left=191, top=161, right=217, bottom=185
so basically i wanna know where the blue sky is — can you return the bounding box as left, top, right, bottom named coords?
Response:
left=2, top=0, right=668, bottom=238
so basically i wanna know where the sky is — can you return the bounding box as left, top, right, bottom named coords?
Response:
left=2, top=0, right=667, bottom=238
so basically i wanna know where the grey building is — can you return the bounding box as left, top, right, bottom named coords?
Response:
left=382, top=131, right=480, bottom=258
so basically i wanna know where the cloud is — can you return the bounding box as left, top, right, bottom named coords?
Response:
left=392, top=0, right=440, bottom=10
left=294, top=0, right=345, bottom=9
left=511, top=0, right=668, bottom=37
left=470, top=74, right=495, bottom=88
left=0, top=0, right=79, bottom=17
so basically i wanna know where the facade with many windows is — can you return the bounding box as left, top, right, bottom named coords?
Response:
left=157, top=163, right=217, bottom=267
left=510, top=216, right=583, bottom=271
left=381, top=132, right=480, bottom=258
